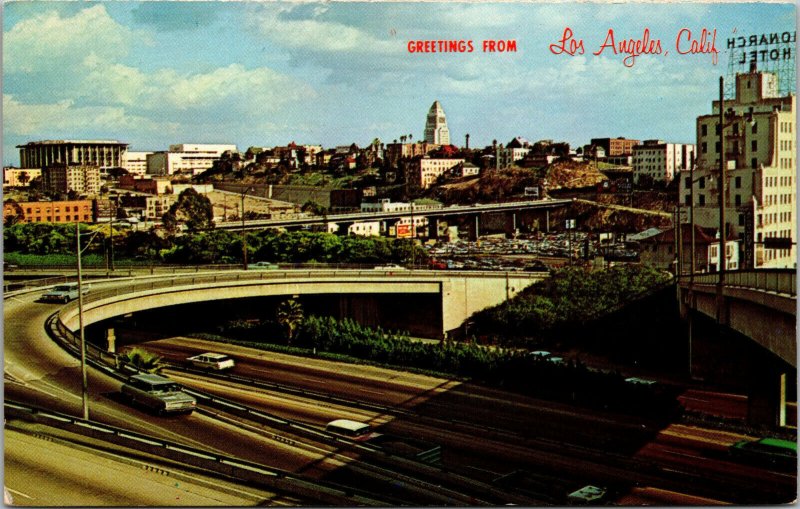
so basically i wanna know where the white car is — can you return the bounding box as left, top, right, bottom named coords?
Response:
left=187, top=352, right=235, bottom=370
left=121, top=373, right=196, bottom=415
left=41, top=283, right=90, bottom=303
left=373, top=264, right=406, bottom=271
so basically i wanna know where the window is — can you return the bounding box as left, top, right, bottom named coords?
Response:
left=715, top=141, right=721, bottom=153
left=685, top=177, right=691, bottom=189
left=752, top=122, right=757, bottom=134
left=752, top=158, right=758, bottom=169
left=751, top=140, right=757, bottom=151
left=701, top=142, right=707, bottom=153
left=699, top=177, right=705, bottom=189
left=738, top=214, right=745, bottom=226
left=735, top=176, right=742, bottom=188
left=701, top=124, right=708, bottom=136
left=735, top=195, right=741, bottom=205
left=699, top=195, right=706, bottom=206
left=685, top=195, right=691, bottom=206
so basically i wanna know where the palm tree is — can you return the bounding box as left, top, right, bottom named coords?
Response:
left=276, top=299, right=304, bottom=345
left=117, top=347, right=165, bottom=373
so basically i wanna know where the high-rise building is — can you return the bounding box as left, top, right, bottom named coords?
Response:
left=681, top=67, right=796, bottom=269
left=17, top=140, right=128, bottom=170
left=424, top=100, right=451, bottom=145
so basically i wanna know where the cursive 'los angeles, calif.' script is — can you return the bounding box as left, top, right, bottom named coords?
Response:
left=549, top=27, right=720, bottom=67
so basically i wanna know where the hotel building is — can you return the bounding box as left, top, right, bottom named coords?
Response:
left=681, top=67, right=795, bottom=269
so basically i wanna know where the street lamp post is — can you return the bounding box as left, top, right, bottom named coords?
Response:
left=74, top=222, right=97, bottom=420
left=717, top=77, right=726, bottom=323
left=241, top=186, right=254, bottom=270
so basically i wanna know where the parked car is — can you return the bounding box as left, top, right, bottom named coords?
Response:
left=121, top=373, right=196, bottom=415
left=373, top=264, right=406, bottom=271
left=187, top=352, right=235, bottom=371
left=41, top=283, right=90, bottom=303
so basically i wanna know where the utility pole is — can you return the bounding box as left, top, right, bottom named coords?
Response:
left=76, top=222, right=89, bottom=420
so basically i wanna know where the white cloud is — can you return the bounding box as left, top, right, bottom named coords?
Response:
left=159, top=64, right=316, bottom=112
left=2, top=94, right=174, bottom=136
left=3, top=5, right=141, bottom=73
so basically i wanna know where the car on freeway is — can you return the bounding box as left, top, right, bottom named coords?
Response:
left=567, top=485, right=607, bottom=504
left=326, top=419, right=382, bottom=441
left=624, top=377, right=657, bottom=386
left=187, top=352, right=235, bottom=370
left=248, top=261, right=280, bottom=270
left=40, top=283, right=90, bottom=303
left=729, top=437, right=797, bottom=469
left=121, top=373, right=197, bottom=415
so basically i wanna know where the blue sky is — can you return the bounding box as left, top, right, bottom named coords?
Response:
left=2, top=1, right=796, bottom=166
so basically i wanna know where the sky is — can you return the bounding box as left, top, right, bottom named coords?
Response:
left=2, top=1, right=796, bottom=166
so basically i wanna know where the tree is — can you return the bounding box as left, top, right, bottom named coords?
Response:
left=275, top=299, right=303, bottom=345
left=162, top=188, right=214, bottom=233
left=17, top=171, right=30, bottom=187
left=117, top=347, right=165, bottom=373
left=3, top=200, right=24, bottom=227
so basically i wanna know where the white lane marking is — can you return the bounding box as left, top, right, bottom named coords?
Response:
left=8, top=487, right=34, bottom=500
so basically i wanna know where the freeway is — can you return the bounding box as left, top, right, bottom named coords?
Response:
left=144, top=337, right=796, bottom=505
left=214, top=198, right=572, bottom=231
left=5, top=279, right=797, bottom=505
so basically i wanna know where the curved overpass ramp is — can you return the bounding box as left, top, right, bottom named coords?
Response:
left=58, top=269, right=545, bottom=339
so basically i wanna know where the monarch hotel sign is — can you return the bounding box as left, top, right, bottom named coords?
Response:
left=727, top=31, right=796, bottom=65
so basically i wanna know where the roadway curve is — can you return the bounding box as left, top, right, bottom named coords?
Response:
left=5, top=281, right=797, bottom=505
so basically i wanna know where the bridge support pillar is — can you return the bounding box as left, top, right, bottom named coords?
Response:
left=747, top=371, right=787, bottom=428
left=106, top=328, right=116, bottom=353
left=428, top=218, right=439, bottom=239
left=505, top=213, right=518, bottom=238
left=467, top=215, right=480, bottom=241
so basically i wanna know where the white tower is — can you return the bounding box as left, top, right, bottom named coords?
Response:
left=424, top=100, right=451, bottom=145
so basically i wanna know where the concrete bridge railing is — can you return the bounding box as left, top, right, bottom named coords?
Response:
left=56, top=269, right=545, bottom=339
left=682, top=269, right=796, bottom=297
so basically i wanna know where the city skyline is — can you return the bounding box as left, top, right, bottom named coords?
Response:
left=2, top=1, right=796, bottom=166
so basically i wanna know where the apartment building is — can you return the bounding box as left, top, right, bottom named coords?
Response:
left=3, top=199, right=94, bottom=224
left=147, top=143, right=237, bottom=176
left=409, top=156, right=465, bottom=189
left=122, top=151, right=154, bottom=175
left=42, top=164, right=102, bottom=196
left=633, top=140, right=696, bottom=184
left=3, top=167, right=41, bottom=187
left=681, top=66, right=795, bottom=269
left=590, top=137, right=640, bottom=157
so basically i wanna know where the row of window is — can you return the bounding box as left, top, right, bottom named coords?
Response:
left=26, top=206, right=88, bottom=214
left=779, top=158, right=794, bottom=169
left=779, top=121, right=793, bottom=133
left=25, top=215, right=91, bottom=222
left=763, top=193, right=793, bottom=206
left=779, top=139, right=794, bottom=151
left=760, top=211, right=792, bottom=226
left=700, top=120, right=759, bottom=137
